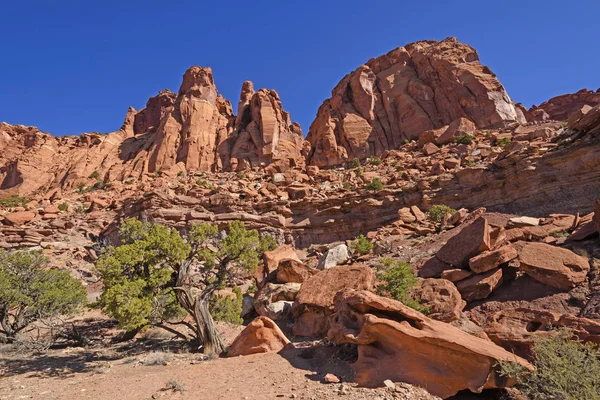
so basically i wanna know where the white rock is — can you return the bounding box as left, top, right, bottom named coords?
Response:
left=317, top=244, right=349, bottom=270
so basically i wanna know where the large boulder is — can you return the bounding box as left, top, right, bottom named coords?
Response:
left=327, top=290, right=532, bottom=399
left=292, top=265, right=376, bottom=337
left=276, top=259, right=317, bottom=283
left=3, top=211, right=36, bottom=226
left=436, top=217, right=492, bottom=268
left=515, top=242, right=590, bottom=290
left=455, top=268, right=503, bottom=302
left=227, top=316, right=290, bottom=357
left=469, top=244, right=518, bottom=274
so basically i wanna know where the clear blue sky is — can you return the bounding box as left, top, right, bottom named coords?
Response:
left=1, top=0, right=598, bottom=136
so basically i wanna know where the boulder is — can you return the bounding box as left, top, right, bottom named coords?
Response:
left=292, top=265, right=376, bottom=337
left=436, top=217, right=492, bottom=268
left=327, top=290, right=532, bottom=399
left=469, top=244, right=518, bottom=274
left=317, top=244, right=349, bottom=270
left=398, top=207, right=417, bottom=223
left=257, top=245, right=301, bottom=285
left=515, top=242, right=590, bottom=290
left=418, top=257, right=452, bottom=278
left=227, top=316, right=289, bottom=357
left=435, top=117, right=476, bottom=145
left=413, top=278, right=465, bottom=322
left=422, top=142, right=440, bottom=156
left=3, top=211, right=36, bottom=226
left=276, top=259, right=317, bottom=283
left=455, top=268, right=503, bottom=302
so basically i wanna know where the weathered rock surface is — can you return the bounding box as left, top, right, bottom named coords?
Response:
left=327, top=290, right=532, bottom=399
left=413, top=278, right=465, bottom=322
left=436, top=217, right=491, bottom=268
left=227, top=316, right=290, bottom=357
left=307, top=37, right=523, bottom=167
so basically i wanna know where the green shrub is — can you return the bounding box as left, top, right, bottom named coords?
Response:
left=177, top=171, right=185, bottom=177
left=549, top=229, right=569, bottom=238
left=365, top=178, right=384, bottom=191
left=166, top=378, right=186, bottom=393
left=355, top=167, right=362, bottom=177
left=342, top=180, right=352, bottom=190
left=454, top=135, right=473, bottom=145
left=0, top=195, right=29, bottom=208
left=210, top=287, right=243, bottom=325
left=368, top=156, right=381, bottom=166
left=494, top=137, right=511, bottom=148
left=376, top=258, right=427, bottom=313
left=58, top=202, right=69, bottom=212
left=351, top=158, right=361, bottom=168
left=499, top=329, right=600, bottom=400
left=0, top=250, right=87, bottom=342
left=427, top=204, right=457, bottom=223
left=88, top=171, right=100, bottom=180
left=259, top=234, right=277, bottom=253
left=236, top=173, right=246, bottom=180
left=124, top=178, right=136, bottom=185
left=351, top=234, right=373, bottom=255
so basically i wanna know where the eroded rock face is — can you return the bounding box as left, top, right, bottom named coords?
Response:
left=227, top=316, right=290, bottom=357
left=327, top=290, right=532, bottom=399
left=527, top=88, right=600, bottom=121
left=307, top=37, right=524, bottom=167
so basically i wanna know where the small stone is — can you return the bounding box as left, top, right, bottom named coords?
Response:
left=383, top=379, right=396, bottom=389
left=323, top=373, right=340, bottom=384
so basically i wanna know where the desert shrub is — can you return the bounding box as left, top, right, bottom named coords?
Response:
left=454, top=135, right=473, bottom=145
left=0, top=195, right=29, bottom=208
left=376, top=258, right=427, bottom=313
left=498, top=329, right=600, bottom=400
left=351, top=234, right=373, bottom=255
left=58, top=202, right=69, bottom=212
left=177, top=171, right=185, bottom=177
left=0, top=250, right=87, bottom=342
left=141, top=351, right=174, bottom=366
left=427, top=204, right=457, bottom=223
left=495, top=137, right=511, bottom=148
left=350, top=158, right=361, bottom=168
left=549, top=229, right=569, bottom=238
left=342, top=180, right=352, bottom=190
left=166, top=378, right=186, bottom=392
left=124, top=178, right=136, bottom=185
left=88, top=171, right=100, bottom=180
left=368, top=156, right=381, bottom=166
left=236, top=172, right=246, bottom=179
left=210, top=287, right=243, bottom=325
left=355, top=167, right=362, bottom=177
left=365, top=178, right=384, bottom=191
left=196, top=180, right=215, bottom=190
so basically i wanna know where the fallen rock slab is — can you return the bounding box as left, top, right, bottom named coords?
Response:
left=515, top=241, right=590, bottom=290
left=327, top=290, right=532, bottom=399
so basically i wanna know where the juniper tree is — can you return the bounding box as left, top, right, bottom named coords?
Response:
left=96, top=219, right=270, bottom=354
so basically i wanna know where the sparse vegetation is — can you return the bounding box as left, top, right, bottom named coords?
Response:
left=498, top=329, right=600, bottom=400
left=177, top=171, right=185, bottom=177
left=350, top=158, right=361, bottom=168
left=494, top=137, right=511, bottom=148
left=351, top=234, right=373, bottom=255
left=0, top=250, right=87, bottom=343
left=196, top=180, right=215, bottom=190
left=342, top=180, right=352, bottom=190
left=210, top=287, right=243, bottom=325
left=427, top=204, right=457, bottom=223
left=124, top=177, right=136, bottom=185
left=88, top=170, right=100, bottom=180
left=549, top=229, right=569, bottom=238
left=454, top=135, right=473, bottom=145
left=166, top=378, right=186, bottom=393
left=96, top=219, right=272, bottom=354
left=259, top=234, right=278, bottom=253
left=355, top=167, right=362, bottom=177
left=368, top=156, right=381, bottom=166
left=365, top=178, right=384, bottom=191
left=58, top=202, right=69, bottom=212
left=0, top=195, right=29, bottom=208
left=141, top=351, right=174, bottom=366
left=375, top=258, right=427, bottom=313
left=236, top=172, right=246, bottom=180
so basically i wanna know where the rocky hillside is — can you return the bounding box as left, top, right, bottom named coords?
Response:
left=1, top=37, right=600, bottom=399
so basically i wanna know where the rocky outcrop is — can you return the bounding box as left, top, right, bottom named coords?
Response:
left=527, top=88, right=600, bottom=121
left=327, top=290, right=532, bottom=399
left=307, top=37, right=524, bottom=167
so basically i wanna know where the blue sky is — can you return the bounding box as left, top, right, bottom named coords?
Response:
left=1, top=0, right=598, bottom=136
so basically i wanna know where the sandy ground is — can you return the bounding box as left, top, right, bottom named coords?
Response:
left=0, top=346, right=432, bottom=400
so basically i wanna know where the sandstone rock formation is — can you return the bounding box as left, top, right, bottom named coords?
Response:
left=307, top=37, right=524, bottom=167
left=527, top=88, right=600, bottom=121
left=227, top=316, right=290, bottom=357
left=327, top=290, right=532, bottom=399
